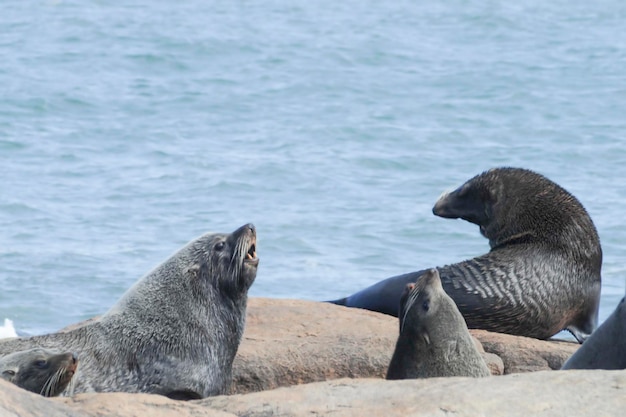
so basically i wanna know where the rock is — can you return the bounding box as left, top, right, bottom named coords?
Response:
left=0, top=379, right=85, bottom=417
left=3, top=370, right=625, bottom=417
left=231, top=298, right=576, bottom=393
left=0, top=379, right=235, bottom=417
left=231, top=297, right=397, bottom=394
left=471, top=329, right=578, bottom=373
left=206, top=371, right=626, bottom=417
left=59, top=391, right=236, bottom=417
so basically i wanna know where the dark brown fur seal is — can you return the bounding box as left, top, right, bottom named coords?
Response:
left=561, top=296, right=626, bottom=369
left=386, top=269, right=491, bottom=379
left=330, top=168, right=602, bottom=342
left=0, top=348, right=77, bottom=397
left=0, top=223, right=259, bottom=399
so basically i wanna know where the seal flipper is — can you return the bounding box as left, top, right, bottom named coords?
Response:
left=326, top=270, right=428, bottom=317
left=567, top=325, right=592, bottom=344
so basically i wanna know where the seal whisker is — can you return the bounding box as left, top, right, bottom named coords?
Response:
left=41, top=367, right=60, bottom=397
left=400, top=287, right=420, bottom=333
left=0, top=348, right=76, bottom=397
left=67, top=366, right=77, bottom=396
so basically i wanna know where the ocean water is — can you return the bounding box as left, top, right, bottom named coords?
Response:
left=1, top=1, right=625, bottom=337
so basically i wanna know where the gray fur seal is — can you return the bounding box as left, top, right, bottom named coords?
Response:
left=330, top=168, right=602, bottom=343
left=386, top=269, right=491, bottom=379
left=0, top=223, right=259, bottom=399
left=0, top=348, right=77, bottom=397
left=561, top=296, right=626, bottom=369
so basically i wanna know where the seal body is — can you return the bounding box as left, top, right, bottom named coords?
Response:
left=0, top=348, right=77, bottom=397
left=0, top=223, right=259, bottom=399
left=330, top=168, right=602, bottom=342
left=386, top=269, right=490, bottom=379
left=561, top=296, right=626, bottom=370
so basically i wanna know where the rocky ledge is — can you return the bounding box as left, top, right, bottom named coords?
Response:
left=2, top=297, right=605, bottom=417
left=2, top=370, right=625, bottom=417
left=231, top=297, right=578, bottom=393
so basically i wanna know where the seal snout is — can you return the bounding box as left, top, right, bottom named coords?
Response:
left=432, top=186, right=459, bottom=217
left=66, top=353, right=78, bottom=374
left=432, top=191, right=456, bottom=218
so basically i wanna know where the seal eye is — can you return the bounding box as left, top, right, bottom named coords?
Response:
left=422, top=300, right=430, bottom=312
left=34, top=360, right=47, bottom=369
left=2, top=370, right=15, bottom=377
left=215, top=241, right=225, bottom=251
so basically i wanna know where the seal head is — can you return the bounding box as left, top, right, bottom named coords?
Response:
left=0, top=348, right=78, bottom=397
left=386, top=269, right=491, bottom=379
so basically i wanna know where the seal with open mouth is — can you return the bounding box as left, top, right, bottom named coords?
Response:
left=0, top=348, right=78, bottom=397
left=0, top=223, right=259, bottom=399
left=330, top=168, right=602, bottom=342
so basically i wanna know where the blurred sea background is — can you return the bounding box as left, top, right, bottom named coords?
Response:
left=1, top=1, right=625, bottom=338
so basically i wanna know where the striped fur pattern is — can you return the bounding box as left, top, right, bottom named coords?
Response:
left=331, top=168, right=602, bottom=342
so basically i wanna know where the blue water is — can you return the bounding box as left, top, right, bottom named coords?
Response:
left=1, top=1, right=625, bottom=336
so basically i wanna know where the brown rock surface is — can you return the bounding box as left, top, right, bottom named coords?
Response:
left=0, top=379, right=84, bottom=417
left=3, top=370, right=625, bottom=417
left=231, top=298, right=578, bottom=393
left=206, top=371, right=626, bottom=417
left=0, top=379, right=235, bottom=417
left=472, top=329, right=578, bottom=373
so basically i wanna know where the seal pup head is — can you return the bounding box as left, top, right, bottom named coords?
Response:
left=387, top=268, right=491, bottom=379
left=0, top=348, right=78, bottom=397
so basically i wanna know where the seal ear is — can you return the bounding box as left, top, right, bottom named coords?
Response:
left=186, top=264, right=201, bottom=277
left=1, top=368, right=17, bottom=382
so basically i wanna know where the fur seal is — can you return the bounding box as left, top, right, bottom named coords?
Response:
left=0, top=223, right=259, bottom=399
left=0, top=348, right=77, bottom=396
left=330, top=168, right=602, bottom=342
left=561, top=296, right=626, bottom=369
left=386, top=269, right=491, bottom=379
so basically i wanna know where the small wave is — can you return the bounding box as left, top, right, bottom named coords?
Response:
left=0, top=318, right=18, bottom=339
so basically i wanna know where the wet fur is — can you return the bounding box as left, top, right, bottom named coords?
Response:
left=0, top=224, right=258, bottom=399
left=331, top=168, right=602, bottom=342
left=0, top=348, right=77, bottom=397
left=386, top=269, right=490, bottom=379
